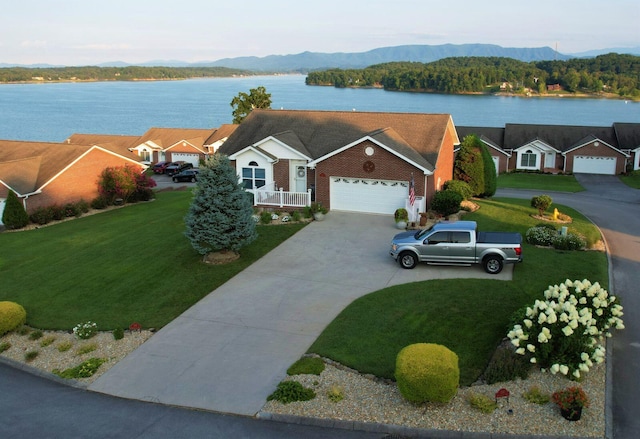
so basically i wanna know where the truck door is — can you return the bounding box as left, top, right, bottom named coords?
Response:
left=448, top=231, right=475, bottom=263
left=420, top=231, right=451, bottom=262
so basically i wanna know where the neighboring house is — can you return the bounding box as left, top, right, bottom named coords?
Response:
left=459, top=123, right=636, bottom=175
left=613, top=122, right=640, bottom=171
left=64, top=133, right=142, bottom=162
left=456, top=127, right=509, bottom=175
left=128, top=126, right=237, bottom=166
left=0, top=140, right=146, bottom=222
left=218, top=109, right=459, bottom=216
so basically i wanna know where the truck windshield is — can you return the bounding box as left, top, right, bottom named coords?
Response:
left=415, top=224, right=435, bottom=240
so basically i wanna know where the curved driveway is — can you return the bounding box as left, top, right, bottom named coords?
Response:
left=89, top=211, right=512, bottom=416
left=499, top=174, right=640, bottom=439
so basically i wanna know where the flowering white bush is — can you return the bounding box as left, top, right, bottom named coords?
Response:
left=73, top=321, right=98, bottom=340
left=507, top=279, right=624, bottom=380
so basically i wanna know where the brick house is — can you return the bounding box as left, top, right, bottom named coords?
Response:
left=218, top=109, right=459, bottom=216
left=0, top=140, right=146, bottom=223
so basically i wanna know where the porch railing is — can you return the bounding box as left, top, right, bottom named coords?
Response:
left=250, top=188, right=312, bottom=208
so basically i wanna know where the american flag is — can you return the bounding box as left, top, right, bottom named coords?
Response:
left=409, top=175, right=415, bottom=206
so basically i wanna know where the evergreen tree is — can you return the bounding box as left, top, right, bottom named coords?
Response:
left=184, top=154, right=257, bottom=255
left=453, top=135, right=484, bottom=197
left=479, top=141, right=497, bottom=197
left=2, top=190, right=29, bottom=229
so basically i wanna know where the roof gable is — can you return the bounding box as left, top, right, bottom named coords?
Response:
left=135, top=127, right=217, bottom=151
left=219, top=109, right=455, bottom=171
left=562, top=135, right=630, bottom=157
left=504, top=123, right=618, bottom=152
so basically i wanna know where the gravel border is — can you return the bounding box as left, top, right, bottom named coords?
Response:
left=259, top=357, right=605, bottom=438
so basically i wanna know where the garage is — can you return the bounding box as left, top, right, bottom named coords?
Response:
left=0, top=198, right=5, bottom=225
left=330, top=177, right=408, bottom=214
left=573, top=156, right=617, bottom=175
left=171, top=153, right=200, bottom=168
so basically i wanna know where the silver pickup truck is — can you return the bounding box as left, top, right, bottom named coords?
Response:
left=390, top=220, right=522, bottom=274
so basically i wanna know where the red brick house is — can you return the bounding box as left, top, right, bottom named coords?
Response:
left=218, top=109, right=459, bottom=216
left=128, top=126, right=238, bottom=166
left=0, top=140, right=146, bottom=222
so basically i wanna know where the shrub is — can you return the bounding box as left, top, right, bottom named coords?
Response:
left=287, top=356, right=325, bottom=376
left=395, top=343, right=459, bottom=403
left=431, top=190, right=463, bottom=217
left=394, top=208, right=409, bottom=223
left=53, top=358, right=107, bottom=379
left=507, top=279, right=624, bottom=380
left=2, top=190, right=29, bottom=229
left=526, top=226, right=557, bottom=246
left=442, top=180, right=473, bottom=200
left=536, top=222, right=558, bottom=231
left=112, top=328, right=125, bottom=340
left=0, top=301, right=27, bottom=336
left=28, top=330, right=43, bottom=340
left=97, top=165, right=156, bottom=204
left=479, top=142, right=497, bottom=197
left=73, top=321, right=98, bottom=340
left=327, top=385, right=344, bottom=403
left=57, top=341, right=73, bottom=352
left=454, top=135, right=485, bottom=197
left=24, top=350, right=39, bottom=362
left=29, top=206, right=55, bottom=225
left=267, top=380, right=316, bottom=404
left=467, top=392, right=497, bottom=413
left=260, top=211, right=273, bottom=225
left=303, top=205, right=313, bottom=218
left=0, top=342, right=11, bottom=353
left=531, top=195, right=553, bottom=216
left=291, top=211, right=302, bottom=222
left=483, top=347, right=531, bottom=384
left=76, top=343, right=97, bottom=355
left=63, top=202, right=82, bottom=218
left=90, top=196, right=109, bottom=210
left=40, top=336, right=56, bottom=347
left=552, top=233, right=586, bottom=251
left=523, top=386, right=551, bottom=404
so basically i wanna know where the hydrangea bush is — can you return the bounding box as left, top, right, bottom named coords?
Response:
left=507, top=279, right=624, bottom=380
left=73, top=321, right=98, bottom=340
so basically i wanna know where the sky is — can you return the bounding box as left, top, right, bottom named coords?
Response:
left=1, top=0, right=639, bottom=66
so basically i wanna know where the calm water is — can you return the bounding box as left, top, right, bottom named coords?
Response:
left=1, top=75, right=639, bottom=142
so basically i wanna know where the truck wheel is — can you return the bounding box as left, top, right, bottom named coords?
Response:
left=399, top=251, right=418, bottom=269
left=483, top=255, right=503, bottom=274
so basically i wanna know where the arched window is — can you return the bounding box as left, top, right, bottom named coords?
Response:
left=520, top=149, right=537, bottom=168
left=242, top=161, right=266, bottom=189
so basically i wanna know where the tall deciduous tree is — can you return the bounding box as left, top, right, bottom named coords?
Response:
left=184, top=154, right=257, bottom=255
left=230, top=86, right=272, bottom=124
left=2, top=190, right=29, bottom=229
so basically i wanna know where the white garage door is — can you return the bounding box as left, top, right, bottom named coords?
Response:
left=573, top=156, right=617, bottom=175
left=492, top=156, right=499, bottom=175
left=330, top=177, right=408, bottom=214
left=0, top=198, right=5, bottom=225
left=171, top=153, right=200, bottom=168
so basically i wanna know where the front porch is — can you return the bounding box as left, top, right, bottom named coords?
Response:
left=248, top=185, right=312, bottom=208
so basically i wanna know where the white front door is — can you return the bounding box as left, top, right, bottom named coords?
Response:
left=544, top=152, right=556, bottom=168
left=291, top=161, right=307, bottom=192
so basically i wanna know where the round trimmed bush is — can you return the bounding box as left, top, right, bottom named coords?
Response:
left=431, top=190, right=463, bottom=217
left=0, top=301, right=27, bottom=336
left=442, top=180, right=473, bottom=201
left=395, top=343, right=459, bottom=403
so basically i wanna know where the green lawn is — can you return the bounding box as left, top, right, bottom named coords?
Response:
left=620, top=170, right=640, bottom=189
left=497, top=173, right=584, bottom=192
left=308, top=198, right=607, bottom=385
left=0, top=191, right=305, bottom=330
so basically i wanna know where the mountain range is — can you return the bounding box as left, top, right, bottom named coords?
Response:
left=3, top=43, right=639, bottom=71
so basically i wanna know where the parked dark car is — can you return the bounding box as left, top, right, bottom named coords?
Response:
left=165, top=161, right=193, bottom=176
left=172, top=169, right=199, bottom=183
left=152, top=161, right=172, bottom=174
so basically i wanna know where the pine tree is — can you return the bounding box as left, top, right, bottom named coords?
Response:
left=184, top=154, right=257, bottom=255
left=2, top=190, right=29, bottom=229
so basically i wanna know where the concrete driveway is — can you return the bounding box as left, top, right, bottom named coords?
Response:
left=89, top=212, right=512, bottom=416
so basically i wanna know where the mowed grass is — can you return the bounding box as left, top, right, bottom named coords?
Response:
left=308, top=198, right=607, bottom=385
left=0, top=191, right=305, bottom=330
left=620, top=170, right=640, bottom=189
left=497, top=173, right=584, bottom=192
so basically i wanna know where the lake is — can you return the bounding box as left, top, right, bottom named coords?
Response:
left=1, top=75, right=639, bottom=142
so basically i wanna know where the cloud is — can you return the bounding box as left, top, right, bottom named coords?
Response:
left=20, top=40, right=48, bottom=48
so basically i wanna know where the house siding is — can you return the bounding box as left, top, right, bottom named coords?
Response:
left=24, top=149, right=145, bottom=213
left=313, top=140, right=425, bottom=210
left=564, top=142, right=627, bottom=174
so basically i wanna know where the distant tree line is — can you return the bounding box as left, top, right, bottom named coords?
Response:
left=0, top=66, right=255, bottom=83
left=305, top=54, right=640, bottom=98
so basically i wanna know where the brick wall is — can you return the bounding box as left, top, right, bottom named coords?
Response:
left=428, top=129, right=455, bottom=204
left=313, top=140, right=426, bottom=210
left=273, top=160, right=290, bottom=191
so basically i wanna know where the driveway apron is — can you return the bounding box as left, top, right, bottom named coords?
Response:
left=89, top=212, right=512, bottom=416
